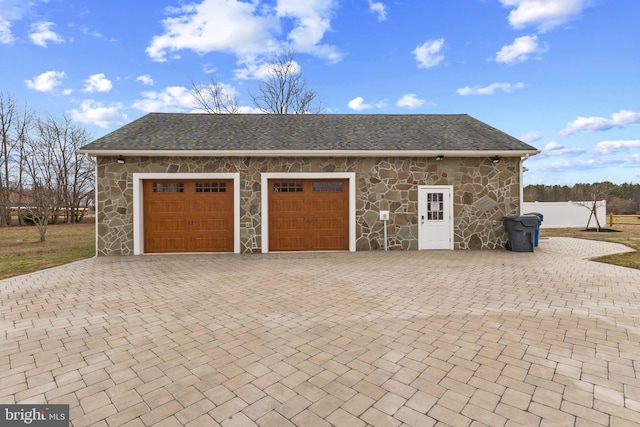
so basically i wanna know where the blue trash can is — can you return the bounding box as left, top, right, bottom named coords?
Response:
left=525, top=212, right=544, bottom=247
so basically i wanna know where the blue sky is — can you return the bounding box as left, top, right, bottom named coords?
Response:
left=1, top=0, right=638, bottom=185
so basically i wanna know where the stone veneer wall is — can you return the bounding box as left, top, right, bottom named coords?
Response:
left=95, top=156, right=522, bottom=255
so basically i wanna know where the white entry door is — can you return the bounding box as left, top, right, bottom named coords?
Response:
left=419, top=185, right=453, bottom=250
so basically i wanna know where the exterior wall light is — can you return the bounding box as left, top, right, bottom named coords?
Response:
left=436, top=156, right=444, bottom=161
left=116, top=156, right=125, bottom=164
left=492, top=156, right=500, bottom=165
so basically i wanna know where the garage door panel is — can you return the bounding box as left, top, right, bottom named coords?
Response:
left=192, top=237, right=233, bottom=252
left=313, top=235, right=347, bottom=250
left=270, top=199, right=306, bottom=214
left=192, top=199, right=233, bottom=213
left=144, top=179, right=234, bottom=253
left=147, top=219, right=187, bottom=232
left=312, top=217, right=345, bottom=230
left=272, top=217, right=306, bottom=231
left=309, top=198, right=345, bottom=210
left=271, top=236, right=306, bottom=251
left=147, top=200, right=186, bottom=214
left=146, top=238, right=188, bottom=253
left=192, top=218, right=232, bottom=231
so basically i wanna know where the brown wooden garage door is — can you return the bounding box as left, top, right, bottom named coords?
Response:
left=269, top=179, right=349, bottom=251
left=143, top=179, right=233, bottom=253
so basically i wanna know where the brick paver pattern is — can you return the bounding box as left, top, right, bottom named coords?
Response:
left=1, top=237, right=639, bottom=426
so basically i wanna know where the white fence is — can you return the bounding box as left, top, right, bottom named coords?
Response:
left=522, top=201, right=606, bottom=228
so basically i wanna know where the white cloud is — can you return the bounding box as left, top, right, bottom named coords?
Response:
left=191, top=81, right=239, bottom=106
left=457, top=82, right=524, bottom=96
left=82, top=73, right=112, bottom=93
left=132, top=86, right=197, bottom=113
left=499, top=0, right=587, bottom=32
left=29, top=21, right=65, bottom=47
left=235, top=57, right=302, bottom=81
left=0, top=0, right=31, bottom=44
left=348, top=97, right=373, bottom=111
left=560, top=110, right=640, bottom=136
left=545, top=141, right=562, bottom=151
left=68, top=100, right=129, bottom=128
left=593, top=140, right=640, bottom=155
left=536, top=161, right=577, bottom=171
left=368, top=0, right=387, bottom=21
left=136, top=75, right=155, bottom=86
left=24, top=71, right=66, bottom=92
left=496, top=35, right=547, bottom=64
left=413, top=38, right=445, bottom=69
left=235, top=105, right=262, bottom=114
left=520, top=131, right=542, bottom=143
left=147, top=1, right=276, bottom=62
left=542, top=141, right=585, bottom=156
left=133, top=84, right=257, bottom=113
left=202, top=64, right=217, bottom=74
left=276, top=0, right=342, bottom=62
left=0, top=18, right=13, bottom=44
left=147, top=0, right=342, bottom=64
left=79, top=25, right=102, bottom=38
left=396, top=93, right=425, bottom=108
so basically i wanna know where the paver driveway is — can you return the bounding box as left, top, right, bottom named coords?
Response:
left=1, top=238, right=639, bottom=426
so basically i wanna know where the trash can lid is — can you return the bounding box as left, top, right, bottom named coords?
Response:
left=518, top=215, right=540, bottom=227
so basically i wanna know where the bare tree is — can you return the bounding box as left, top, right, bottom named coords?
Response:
left=573, top=182, right=616, bottom=231
left=190, top=76, right=239, bottom=114
left=0, top=91, right=16, bottom=226
left=18, top=115, right=94, bottom=241
left=0, top=92, right=32, bottom=226
left=22, top=128, right=61, bottom=241
left=36, top=115, right=94, bottom=224
left=13, top=102, right=32, bottom=226
left=250, top=49, right=324, bottom=114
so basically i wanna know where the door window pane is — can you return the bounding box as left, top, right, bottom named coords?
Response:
left=153, top=183, right=184, bottom=193
left=196, top=182, right=226, bottom=193
left=273, top=182, right=303, bottom=192
left=313, top=181, right=343, bottom=192
left=426, top=192, right=444, bottom=221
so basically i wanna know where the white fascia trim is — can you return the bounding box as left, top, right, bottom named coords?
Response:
left=261, top=172, right=357, bottom=253
left=132, top=172, right=241, bottom=255
left=79, top=149, right=540, bottom=158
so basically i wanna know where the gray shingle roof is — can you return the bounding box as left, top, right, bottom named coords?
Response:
left=79, top=113, right=539, bottom=154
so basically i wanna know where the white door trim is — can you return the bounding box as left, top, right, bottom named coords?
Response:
left=261, top=172, right=356, bottom=253
left=133, top=173, right=241, bottom=255
left=418, top=185, right=454, bottom=250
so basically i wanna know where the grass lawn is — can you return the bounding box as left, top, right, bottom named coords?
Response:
left=0, top=221, right=95, bottom=280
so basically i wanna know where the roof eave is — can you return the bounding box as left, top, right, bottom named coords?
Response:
left=77, top=149, right=541, bottom=158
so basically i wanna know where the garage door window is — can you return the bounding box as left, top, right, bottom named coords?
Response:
left=153, top=182, right=184, bottom=193
left=196, top=182, right=226, bottom=193
left=313, top=181, right=343, bottom=193
left=273, top=182, right=303, bottom=192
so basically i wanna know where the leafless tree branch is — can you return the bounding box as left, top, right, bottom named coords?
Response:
left=190, top=76, right=239, bottom=114
left=250, top=49, right=324, bottom=114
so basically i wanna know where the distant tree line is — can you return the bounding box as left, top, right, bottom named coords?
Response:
left=0, top=91, right=94, bottom=241
left=524, top=182, right=640, bottom=215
